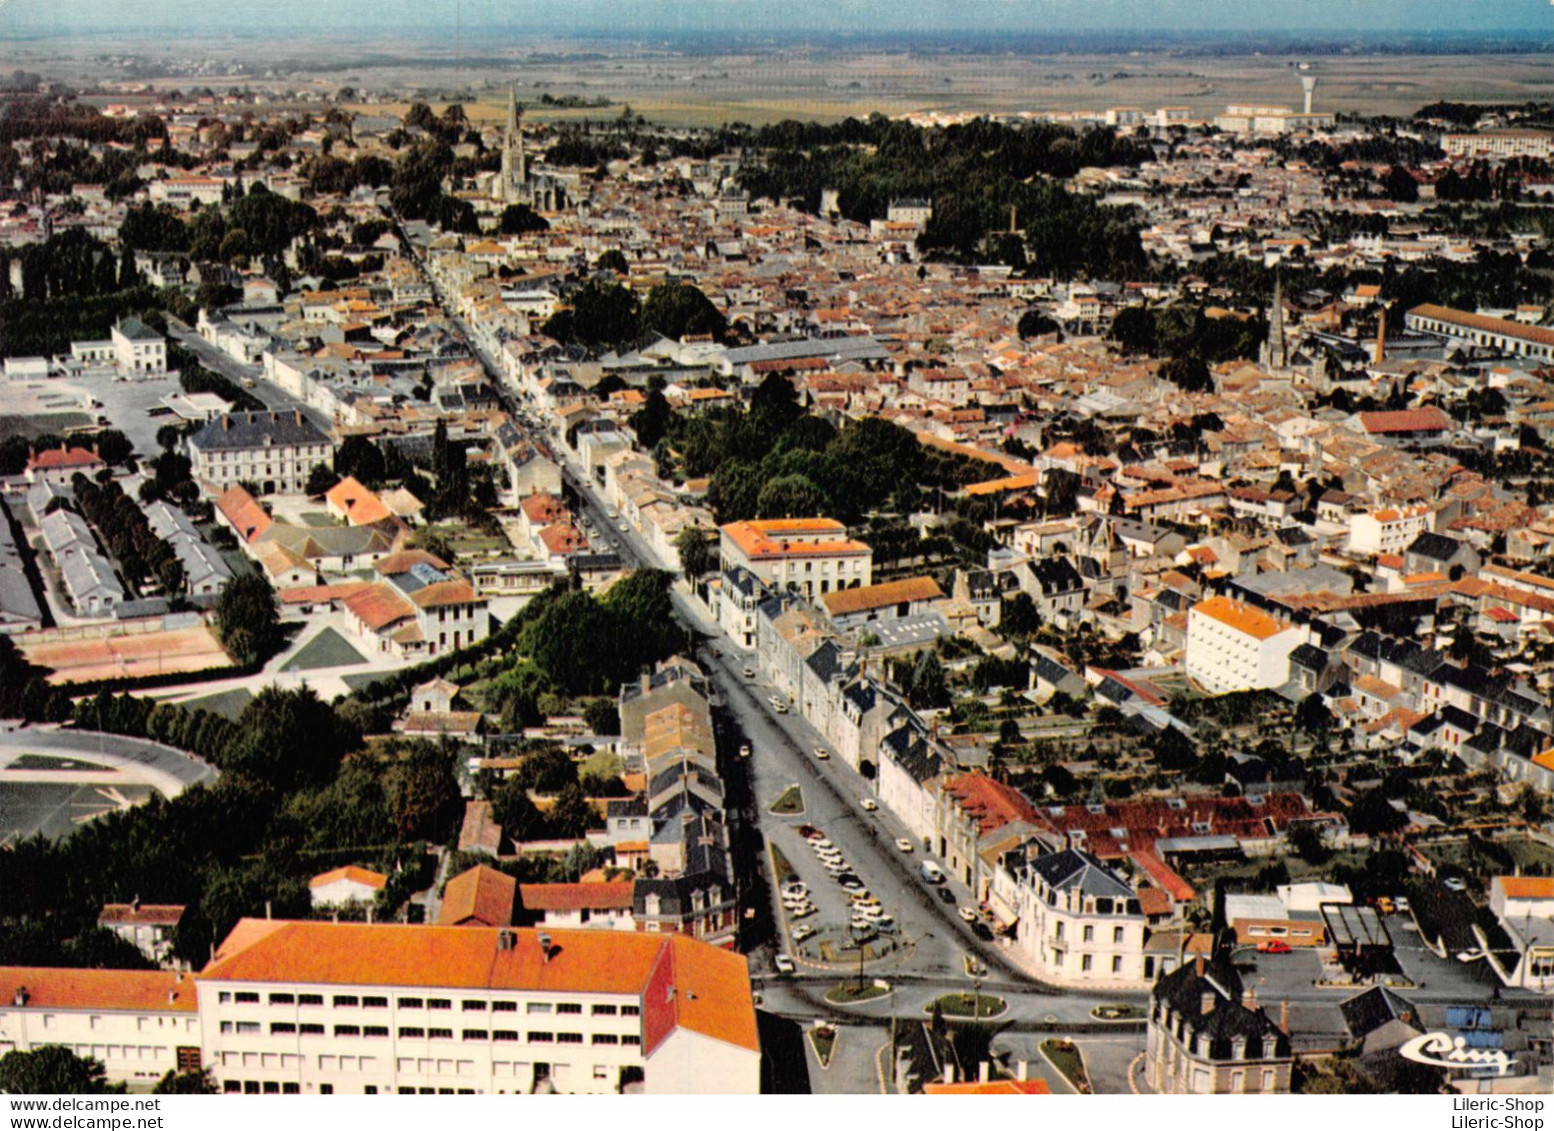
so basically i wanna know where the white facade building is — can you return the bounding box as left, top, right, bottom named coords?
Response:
left=1347, top=505, right=1431, bottom=557
left=719, top=518, right=872, bottom=602
left=1184, top=596, right=1309, bottom=695
left=1012, top=849, right=1150, bottom=986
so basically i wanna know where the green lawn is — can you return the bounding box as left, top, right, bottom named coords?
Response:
left=808, top=1025, right=837, bottom=1068
left=1091, top=1002, right=1146, bottom=1021
left=926, top=992, right=1006, bottom=1019
left=825, top=982, right=889, bottom=1005
left=9, top=753, right=111, bottom=772
left=298, top=511, right=337, bottom=527
left=770, top=842, right=795, bottom=887
left=175, top=687, right=255, bottom=721
left=769, top=784, right=805, bottom=816
left=282, top=627, right=369, bottom=672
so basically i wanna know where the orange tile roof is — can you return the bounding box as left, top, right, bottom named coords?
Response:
left=1358, top=407, right=1452, bottom=435
left=99, top=903, right=185, bottom=927
left=1191, top=595, right=1293, bottom=641
left=200, top=920, right=759, bottom=1053
left=923, top=1079, right=1050, bottom=1095
left=940, top=772, right=1039, bottom=835
left=344, top=583, right=415, bottom=631
left=28, top=446, right=104, bottom=471
left=720, top=520, right=870, bottom=561
left=439, top=865, right=516, bottom=927
left=215, top=484, right=272, bottom=542
left=308, top=865, right=388, bottom=891
left=518, top=881, right=635, bottom=913
left=1410, top=304, right=1554, bottom=349
left=374, top=549, right=449, bottom=575
left=0, top=967, right=196, bottom=1013
left=278, top=581, right=371, bottom=605
left=408, top=579, right=483, bottom=609
left=325, top=476, right=392, bottom=525
left=1494, top=876, right=1554, bottom=900
left=821, top=575, right=943, bottom=617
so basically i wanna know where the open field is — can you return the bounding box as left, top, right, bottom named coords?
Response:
left=21, top=624, right=232, bottom=685
left=281, top=627, right=369, bottom=672
left=174, top=686, right=255, bottom=720
left=0, top=779, right=155, bottom=844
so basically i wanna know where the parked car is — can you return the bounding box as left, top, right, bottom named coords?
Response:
left=790, top=924, right=817, bottom=943
left=1394, top=896, right=1411, bottom=913
left=1258, top=940, right=1292, bottom=955
left=811, top=838, right=835, bottom=851
left=813, top=746, right=830, bottom=760
left=743, top=666, right=755, bottom=680
left=790, top=903, right=816, bottom=920
left=937, top=887, right=957, bottom=905
left=1443, top=877, right=1467, bottom=892
left=773, top=954, right=795, bottom=975
left=799, top=825, right=821, bottom=840
left=875, top=916, right=897, bottom=934
left=920, top=861, right=946, bottom=884
left=895, top=838, right=915, bottom=853
left=782, top=881, right=809, bottom=900
left=958, top=906, right=978, bottom=923
left=739, top=744, right=751, bottom=759
left=860, top=798, right=878, bottom=811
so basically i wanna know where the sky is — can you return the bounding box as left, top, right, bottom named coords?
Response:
left=1, top=0, right=1550, bottom=39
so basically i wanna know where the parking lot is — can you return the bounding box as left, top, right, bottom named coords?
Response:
left=775, top=819, right=909, bottom=967
left=65, top=372, right=185, bottom=458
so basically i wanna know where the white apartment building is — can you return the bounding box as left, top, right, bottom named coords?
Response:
left=187, top=411, right=334, bottom=496
left=110, top=318, right=168, bottom=374
left=718, top=518, right=872, bottom=602
left=1443, top=131, right=1554, bottom=160
left=1184, top=596, right=1310, bottom=695
left=0, top=968, right=200, bottom=1087
left=1011, top=849, right=1150, bottom=986
left=1347, top=505, right=1431, bottom=557
left=195, top=920, right=760, bottom=1096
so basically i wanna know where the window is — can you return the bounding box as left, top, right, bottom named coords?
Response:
left=334, top=1025, right=360, bottom=1037
left=622, top=1035, right=641, bottom=1046
left=494, top=1031, right=518, bottom=1042
left=463, top=1030, right=489, bottom=1041
left=1112, top=956, right=1123, bottom=973
left=364, top=1086, right=378, bottom=1096
left=319, top=1085, right=333, bottom=1095
left=298, top=994, right=324, bottom=1007
left=556, top=1003, right=582, bottom=1015
left=271, top=1023, right=296, bottom=1035
left=462, top=1000, right=488, bottom=1012
left=398, top=998, right=423, bottom=1010
left=299, top=1024, right=324, bottom=1036
left=621, top=1005, right=640, bottom=1017
left=591, top=1004, right=617, bottom=1016
left=558, top=1033, right=583, bottom=1045
left=398, top=1028, right=425, bottom=1040
left=333, top=995, right=359, bottom=1008
left=1083, top=925, right=1094, bottom=943
left=234, top=992, right=259, bottom=1004
left=428, top=1029, right=453, bottom=1040
left=218, top=992, right=233, bottom=1004
left=364, top=1026, right=389, bottom=1039
left=1081, top=955, right=1093, bottom=972
left=283, top=1083, right=299, bottom=1095
left=591, top=1034, right=619, bottom=1045
left=528, top=1032, right=554, bottom=1044
left=526, top=1003, right=552, bottom=1015
left=269, top=993, right=295, bottom=1006
left=362, top=996, right=388, bottom=1009
left=427, top=999, right=452, bottom=1011
left=492, top=1001, right=517, bottom=1013
left=1114, top=926, right=1125, bottom=944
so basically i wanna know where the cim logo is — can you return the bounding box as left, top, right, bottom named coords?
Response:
left=1399, top=1032, right=1514, bottom=1076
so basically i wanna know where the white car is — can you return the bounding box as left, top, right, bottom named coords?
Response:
left=791, top=924, right=817, bottom=943
left=782, top=881, right=809, bottom=900
left=773, top=954, right=796, bottom=975
left=790, top=903, right=817, bottom=920
left=958, top=906, right=979, bottom=923
left=860, top=798, right=878, bottom=812
left=740, top=744, right=751, bottom=759
left=895, top=838, right=915, bottom=853
left=813, top=746, right=830, bottom=760
left=811, top=838, right=835, bottom=851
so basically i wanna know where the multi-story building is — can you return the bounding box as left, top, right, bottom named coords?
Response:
left=718, top=518, right=872, bottom=602
left=342, top=553, right=490, bottom=661
left=1442, top=131, right=1554, bottom=160
left=110, top=318, right=168, bottom=374
left=1405, top=303, right=1554, bottom=363
left=0, top=967, right=200, bottom=1087
left=188, top=411, right=334, bottom=496
left=1184, top=596, right=1309, bottom=695
left=1347, top=505, right=1432, bottom=557
left=1147, top=955, right=1293, bottom=1094
left=98, top=902, right=186, bottom=967
left=1010, top=849, right=1149, bottom=986
left=195, top=920, right=760, bottom=1095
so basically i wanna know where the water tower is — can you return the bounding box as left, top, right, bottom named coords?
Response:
left=1301, top=75, right=1319, bottom=115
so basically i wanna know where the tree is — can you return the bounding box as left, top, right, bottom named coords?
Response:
left=637, top=281, right=726, bottom=342
left=213, top=574, right=280, bottom=665
left=152, top=1068, right=219, bottom=1094
left=1017, top=308, right=1059, bottom=339
left=306, top=462, right=340, bottom=497
left=675, top=524, right=716, bottom=579
left=333, top=434, right=385, bottom=486
left=541, top=279, right=640, bottom=349
left=629, top=388, right=672, bottom=450
left=1000, top=592, right=1039, bottom=639
left=1158, top=354, right=1213, bottom=393
left=583, top=698, right=620, bottom=736
left=907, top=649, right=950, bottom=710
left=498, top=204, right=550, bottom=235
left=93, top=429, right=132, bottom=464
left=386, top=740, right=462, bottom=842
left=490, top=778, right=545, bottom=842
left=1383, top=164, right=1419, bottom=203
left=547, top=782, right=596, bottom=838
left=0, top=1046, right=122, bottom=1094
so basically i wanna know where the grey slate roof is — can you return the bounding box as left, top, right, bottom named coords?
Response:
left=1027, top=848, right=1136, bottom=902
left=189, top=410, right=331, bottom=452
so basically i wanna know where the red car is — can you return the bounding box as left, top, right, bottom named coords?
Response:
left=1258, top=940, right=1292, bottom=955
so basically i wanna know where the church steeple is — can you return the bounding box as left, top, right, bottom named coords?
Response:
left=1263, top=274, right=1288, bottom=372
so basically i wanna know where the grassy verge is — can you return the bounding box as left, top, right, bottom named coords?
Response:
left=1040, top=1038, right=1091, bottom=1094
left=825, top=982, right=890, bottom=1005
left=925, top=992, right=1006, bottom=1019
left=809, top=1024, right=837, bottom=1069
left=1090, top=1002, right=1145, bottom=1021
left=771, top=842, right=795, bottom=887
left=769, top=784, right=805, bottom=816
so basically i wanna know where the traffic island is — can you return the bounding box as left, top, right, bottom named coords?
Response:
left=769, top=784, right=805, bottom=816
left=809, top=1024, right=838, bottom=1069
left=825, top=981, right=891, bottom=1006
left=1040, top=1038, right=1092, bottom=1094
left=924, top=992, right=1007, bottom=1020
left=1090, top=1002, right=1146, bottom=1022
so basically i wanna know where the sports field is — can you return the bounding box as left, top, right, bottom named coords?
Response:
left=0, top=779, right=155, bottom=844
left=20, top=625, right=232, bottom=685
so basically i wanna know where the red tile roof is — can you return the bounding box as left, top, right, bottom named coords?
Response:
left=940, top=773, right=1040, bottom=836
left=27, top=446, right=104, bottom=471
left=343, top=583, right=415, bottom=631
left=215, top=485, right=272, bottom=542
left=923, top=1079, right=1051, bottom=1095
left=518, top=881, right=635, bottom=913
left=99, top=903, right=185, bottom=927
left=439, top=865, right=516, bottom=927
left=308, top=865, right=388, bottom=891
left=0, top=966, right=196, bottom=1013
left=1358, top=407, right=1452, bottom=435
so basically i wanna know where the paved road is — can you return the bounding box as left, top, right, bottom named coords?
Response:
left=166, top=322, right=331, bottom=432
left=0, top=726, right=218, bottom=792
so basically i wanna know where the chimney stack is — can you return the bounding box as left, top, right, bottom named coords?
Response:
left=1016, top=1060, right=1029, bottom=1081
left=1201, top=991, right=1216, bottom=1015
left=1195, top=953, right=1205, bottom=978
left=13, top=987, right=27, bottom=1007
left=1242, top=983, right=1258, bottom=1011
left=1375, top=308, right=1387, bottom=364
left=979, top=1061, right=991, bottom=1083
left=265, top=900, right=272, bottom=920
left=1279, top=1000, right=1290, bottom=1034
left=942, top=1064, right=955, bottom=1085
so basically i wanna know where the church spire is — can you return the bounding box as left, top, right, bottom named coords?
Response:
left=1263, top=274, right=1287, bottom=372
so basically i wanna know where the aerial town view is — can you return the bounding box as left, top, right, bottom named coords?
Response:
left=2, top=0, right=1554, bottom=1106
